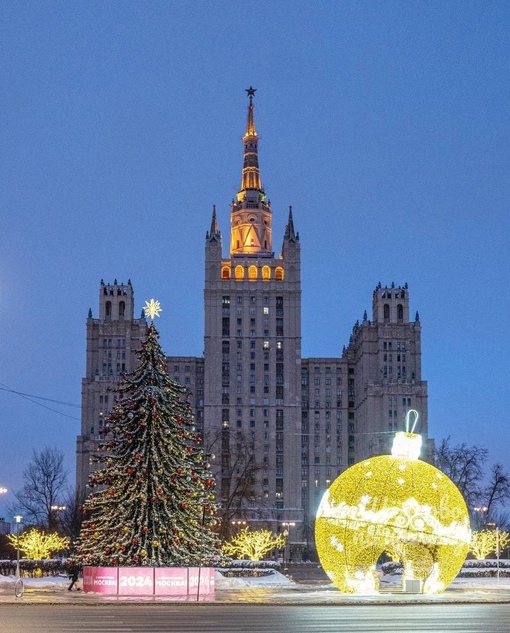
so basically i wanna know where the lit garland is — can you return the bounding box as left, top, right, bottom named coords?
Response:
left=315, top=413, right=470, bottom=594
left=74, top=320, right=220, bottom=567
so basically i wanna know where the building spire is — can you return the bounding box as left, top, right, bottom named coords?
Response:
left=207, top=205, right=220, bottom=242
left=239, top=86, right=262, bottom=196
left=285, top=206, right=297, bottom=241
left=230, top=88, right=272, bottom=257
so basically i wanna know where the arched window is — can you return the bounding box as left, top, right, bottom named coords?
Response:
left=222, top=266, right=231, bottom=279
left=383, top=304, right=390, bottom=322
left=248, top=265, right=257, bottom=280
left=397, top=304, right=403, bottom=322
left=275, top=267, right=284, bottom=281
left=105, top=301, right=111, bottom=319
left=235, top=265, right=245, bottom=280
left=119, top=301, right=125, bottom=318
left=262, top=266, right=271, bottom=281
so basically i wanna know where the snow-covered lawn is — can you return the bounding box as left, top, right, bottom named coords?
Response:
left=0, top=570, right=509, bottom=593
left=0, top=570, right=294, bottom=592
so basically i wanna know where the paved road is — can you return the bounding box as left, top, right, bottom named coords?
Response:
left=3, top=604, right=510, bottom=632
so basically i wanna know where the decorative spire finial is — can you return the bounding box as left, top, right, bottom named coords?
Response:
left=246, top=86, right=256, bottom=103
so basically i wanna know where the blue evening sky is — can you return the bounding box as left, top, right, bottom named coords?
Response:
left=0, top=1, right=508, bottom=517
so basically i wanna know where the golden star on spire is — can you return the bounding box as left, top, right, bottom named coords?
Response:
left=144, top=299, right=162, bottom=320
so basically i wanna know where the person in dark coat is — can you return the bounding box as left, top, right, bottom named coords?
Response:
left=68, top=565, right=80, bottom=591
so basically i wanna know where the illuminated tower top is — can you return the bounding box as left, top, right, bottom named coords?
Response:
left=230, top=87, right=272, bottom=257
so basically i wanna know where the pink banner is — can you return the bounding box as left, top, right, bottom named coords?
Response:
left=154, top=568, right=188, bottom=595
left=83, top=566, right=215, bottom=596
left=83, top=567, right=118, bottom=594
left=189, top=567, right=215, bottom=595
left=118, top=567, right=154, bottom=595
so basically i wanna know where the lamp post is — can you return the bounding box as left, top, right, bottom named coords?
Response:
left=281, top=521, right=296, bottom=574
left=231, top=519, right=246, bottom=534
left=486, top=521, right=500, bottom=583
left=473, top=506, right=488, bottom=530
left=14, top=515, right=22, bottom=579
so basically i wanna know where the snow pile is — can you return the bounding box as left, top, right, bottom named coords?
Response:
left=0, top=574, right=69, bottom=590
left=215, top=569, right=294, bottom=589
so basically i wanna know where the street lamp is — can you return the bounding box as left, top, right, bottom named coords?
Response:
left=281, top=521, right=296, bottom=573
left=473, top=506, right=488, bottom=530
left=231, top=519, right=246, bottom=532
left=487, top=522, right=500, bottom=583
left=50, top=504, right=67, bottom=531
left=14, top=515, right=22, bottom=579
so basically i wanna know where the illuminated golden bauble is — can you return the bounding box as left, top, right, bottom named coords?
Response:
left=315, top=429, right=470, bottom=595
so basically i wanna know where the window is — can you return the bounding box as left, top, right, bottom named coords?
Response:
left=263, top=307, right=269, bottom=314
left=262, top=266, right=270, bottom=281
left=235, top=265, right=244, bottom=280
left=397, top=303, right=403, bottom=322
left=384, top=304, right=390, bottom=322
left=222, top=296, right=230, bottom=306
left=119, top=301, right=125, bottom=318
left=248, top=265, right=257, bottom=280
left=221, top=266, right=231, bottom=279
left=275, top=267, right=284, bottom=281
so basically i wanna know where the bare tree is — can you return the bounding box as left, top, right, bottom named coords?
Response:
left=204, top=429, right=263, bottom=541
left=483, top=463, right=510, bottom=523
left=433, top=437, right=488, bottom=509
left=13, top=447, right=69, bottom=530
left=58, top=488, right=83, bottom=545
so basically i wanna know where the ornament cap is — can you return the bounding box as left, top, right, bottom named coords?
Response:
left=391, top=431, right=422, bottom=460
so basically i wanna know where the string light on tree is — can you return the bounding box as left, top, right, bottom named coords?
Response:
left=315, top=410, right=471, bottom=594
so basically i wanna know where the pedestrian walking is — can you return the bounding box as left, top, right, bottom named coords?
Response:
left=68, top=565, right=80, bottom=591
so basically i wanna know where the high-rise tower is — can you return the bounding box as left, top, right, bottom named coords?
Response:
left=204, top=87, right=302, bottom=532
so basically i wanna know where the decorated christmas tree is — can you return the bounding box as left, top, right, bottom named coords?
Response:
left=75, top=300, right=220, bottom=567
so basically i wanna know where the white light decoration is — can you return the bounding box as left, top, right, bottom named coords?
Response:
left=315, top=411, right=471, bottom=594
left=143, top=299, right=162, bottom=320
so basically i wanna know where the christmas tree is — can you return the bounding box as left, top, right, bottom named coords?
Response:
left=76, top=302, right=220, bottom=567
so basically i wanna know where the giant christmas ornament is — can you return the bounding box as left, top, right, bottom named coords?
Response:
left=315, top=411, right=470, bottom=594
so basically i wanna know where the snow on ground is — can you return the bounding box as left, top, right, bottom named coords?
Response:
left=0, top=570, right=294, bottom=591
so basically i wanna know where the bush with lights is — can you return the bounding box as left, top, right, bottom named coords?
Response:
left=75, top=305, right=220, bottom=567
left=315, top=411, right=471, bottom=594
left=7, top=529, right=69, bottom=560
left=222, top=527, right=286, bottom=562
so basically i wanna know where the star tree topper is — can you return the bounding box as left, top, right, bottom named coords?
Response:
left=144, top=298, right=162, bottom=320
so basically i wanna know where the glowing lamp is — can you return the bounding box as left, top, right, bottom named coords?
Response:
left=315, top=411, right=470, bottom=594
